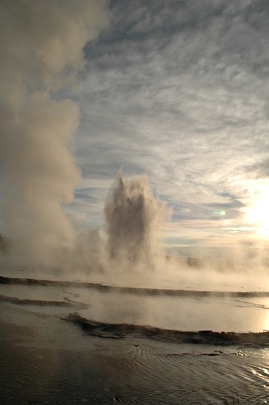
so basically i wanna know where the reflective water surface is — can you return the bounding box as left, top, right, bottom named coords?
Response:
left=1, top=278, right=269, bottom=403
left=1, top=280, right=269, bottom=332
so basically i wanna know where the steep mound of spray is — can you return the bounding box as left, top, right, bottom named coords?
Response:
left=65, top=172, right=166, bottom=278
left=104, top=172, right=165, bottom=263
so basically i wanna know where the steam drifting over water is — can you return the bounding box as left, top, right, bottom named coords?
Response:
left=1, top=3, right=269, bottom=404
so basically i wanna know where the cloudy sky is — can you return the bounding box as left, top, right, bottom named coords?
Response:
left=72, top=0, right=269, bottom=252
left=1, top=0, right=269, bottom=258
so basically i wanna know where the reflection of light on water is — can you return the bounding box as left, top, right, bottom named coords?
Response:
left=250, top=366, right=269, bottom=396
left=263, top=311, right=269, bottom=332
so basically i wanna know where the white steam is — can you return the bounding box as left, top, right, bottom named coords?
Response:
left=104, top=171, right=165, bottom=263
left=0, top=0, right=109, bottom=263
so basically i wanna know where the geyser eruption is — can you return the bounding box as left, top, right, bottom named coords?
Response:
left=67, top=172, right=166, bottom=277
left=104, top=172, right=164, bottom=263
left=0, top=0, right=109, bottom=264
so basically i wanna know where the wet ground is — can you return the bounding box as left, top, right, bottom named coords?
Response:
left=1, top=275, right=269, bottom=403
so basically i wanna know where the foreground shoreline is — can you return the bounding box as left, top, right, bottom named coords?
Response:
left=1, top=304, right=269, bottom=404
left=64, top=312, right=269, bottom=347
left=1, top=275, right=269, bottom=298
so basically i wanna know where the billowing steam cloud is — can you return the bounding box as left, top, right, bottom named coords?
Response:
left=104, top=171, right=165, bottom=263
left=0, top=0, right=109, bottom=264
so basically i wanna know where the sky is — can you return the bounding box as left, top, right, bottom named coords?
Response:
left=1, top=0, right=269, bottom=262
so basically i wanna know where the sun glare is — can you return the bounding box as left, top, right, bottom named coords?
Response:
left=244, top=185, right=269, bottom=238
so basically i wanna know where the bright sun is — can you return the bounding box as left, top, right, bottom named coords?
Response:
left=244, top=185, right=269, bottom=238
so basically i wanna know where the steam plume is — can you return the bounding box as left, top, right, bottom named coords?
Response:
left=104, top=172, right=165, bottom=263
left=0, top=0, right=109, bottom=263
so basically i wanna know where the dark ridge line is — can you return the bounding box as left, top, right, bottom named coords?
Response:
left=1, top=275, right=269, bottom=298
left=0, top=294, right=88, bottom=309
left=64, top=312, right=269, bottom=347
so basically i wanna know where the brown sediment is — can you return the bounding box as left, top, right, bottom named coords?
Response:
left=64, top=312, right=269, bottom=347
left=0, top=294, right=88, bottom=309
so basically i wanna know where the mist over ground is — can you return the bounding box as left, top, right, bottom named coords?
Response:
left=1, top=169, right=268, bottom=291
left=0, top=0, right=269, bottom=291
left=0, top=0, right=108, bottom=266
left=1, top=5, right=269, bottom=404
